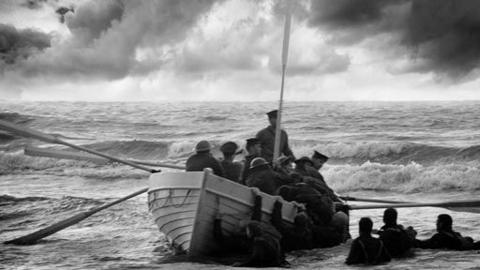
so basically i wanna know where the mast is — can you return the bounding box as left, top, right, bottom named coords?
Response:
left=273, top=0, right=292, bottom=163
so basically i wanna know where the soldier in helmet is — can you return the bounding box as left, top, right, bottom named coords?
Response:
left=220, top=141, right=243, bottom=183
left=246, top=157, right=292, bottom=195
left=256, top=110, right=295, bottom=164
left=186, top=140, right=225, bottom=177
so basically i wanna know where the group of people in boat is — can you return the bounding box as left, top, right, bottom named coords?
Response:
left=185, top=109, right=480, bottom=267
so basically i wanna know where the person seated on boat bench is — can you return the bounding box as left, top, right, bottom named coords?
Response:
left=306, top=152, right=340, bottom=202
left=246, top=157, right=293, bottom=195
left=220, top=141, right=243, bottom=183
left=186, top=140, right=225, bottom=177
left=256, top=110, right=295, bottom=164
left=377, top=208, right=416, bottom=258
left=346, top=217, right=391, bottom=265
left=241, top=138, right=262, bottom=184
left=274, top=156, right=302, bottom=184
left=415, top=214, right=477, bottom=250
left=294, top=157, right=334, bottom=197
left=213, top=190, right=286, bottom=267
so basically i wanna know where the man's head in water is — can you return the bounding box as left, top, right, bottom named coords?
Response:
left=436, top=214, right=453, bottom=232
left=383, top=208, right=398, bottom=226
left=359, top=217, right=373, bottom=236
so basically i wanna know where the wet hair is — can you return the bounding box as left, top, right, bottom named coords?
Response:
left=383, top=208, right=398, bottom=225
left=359, top=217, right=373, bottom=234
left=437, top=214, right=453, bottom=230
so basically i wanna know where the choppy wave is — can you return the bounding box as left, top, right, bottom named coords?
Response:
left=293, top=141, right=480, bottom=165
left=325, top=161, right=480, bottom=193
left=83, top=140, right=168, bottom=159
left=0, top=112, right=33, bottom=124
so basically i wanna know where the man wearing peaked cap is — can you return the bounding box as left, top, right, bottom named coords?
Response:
left=256, top=109, right=295, bottom=164
left=242, top=138, right=262, bottom=184
left=312, top=150, right=328, bottom=170
left=220, top=141, right=243, bottom=183
left=186, top=140, right=225, bottom=177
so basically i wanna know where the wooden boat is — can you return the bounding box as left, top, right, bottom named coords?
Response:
left=148, top=168, right=303, bottom=257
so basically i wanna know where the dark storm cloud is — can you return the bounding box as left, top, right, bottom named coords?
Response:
left=20, top=0, right=48, bottom=9
left=66, top=0, right=124, bottom=41
left=10, top=0, right=218, bottom=80
left=307, top=0, right=480, bottom=80
left=0, top=24, right=51, bottom=65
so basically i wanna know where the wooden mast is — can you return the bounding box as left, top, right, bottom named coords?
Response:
left=273, top=0, right=292, bottom=163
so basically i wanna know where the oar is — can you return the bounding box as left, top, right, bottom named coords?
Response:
left=348, top=199, right=480, bottom=214
left=0, top=119, right=159, bottom=173
left=4, top=187, right=148, bottom=245
left=340, top=196, right=409, bottom=204
left=24, top=146, right=185, bottom=170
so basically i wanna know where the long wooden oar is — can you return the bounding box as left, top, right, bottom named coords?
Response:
left=348, top=199, right=480, bottom=214
left=0, top=119, right=159, bottom=173
left=24, top=146, right=185, bottom=170
left=4, top=187, right=148, bottom=245
left=340, top=196, right=408, bottom=204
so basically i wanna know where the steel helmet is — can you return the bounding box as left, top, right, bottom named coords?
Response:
left=250, top=157, right=268, bottom=169
left=195, top=140, right=211, bottom=152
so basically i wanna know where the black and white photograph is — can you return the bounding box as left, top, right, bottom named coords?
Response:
left=2, top=0, right=480, bottom=269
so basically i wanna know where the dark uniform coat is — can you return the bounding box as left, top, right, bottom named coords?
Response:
left=241, top=154, right=258, bottom=184
left=415, top=230, right=474, bottom=250
left=221, top=159, right=243, bottom=183
left=256, top=126, right=294, bottom=163
left=246, top=165, right=292, bottom=195
left=378, top=224, right=414, bottom=257
left=186, top=152, right=225, bottom=177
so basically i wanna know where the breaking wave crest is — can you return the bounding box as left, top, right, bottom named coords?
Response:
left=325, top=161, right=480, bottom=193
left=293, top=141, right=480, bottom=165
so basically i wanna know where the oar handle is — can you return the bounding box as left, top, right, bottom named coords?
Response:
left=58, top=140, right=158, bottom=173
left=340, top=196, right=409, bottom=204
left=0, top=119, right=159, bottom=173
left=349, top=200, right=480, bottom=211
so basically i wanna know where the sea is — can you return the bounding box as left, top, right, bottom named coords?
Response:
left=1, top=101, right=480, bottom=270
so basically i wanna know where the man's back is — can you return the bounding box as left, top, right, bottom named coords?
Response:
left=186, top=152, right=225, bottom=177
left=346, top=235, right=391, bottom=265
left=379, top=224, right=414, bottom=257
left=221, top=159, right=243, bottom=183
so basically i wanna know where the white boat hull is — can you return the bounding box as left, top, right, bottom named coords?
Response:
left=148, top=169, right=302, bottom=256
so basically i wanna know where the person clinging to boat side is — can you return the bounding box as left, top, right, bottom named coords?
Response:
left=220, top=141, right=243, bottom=183
left=415, top=214, right=480, bottom=250
left=256, top=110, right=295, bottom=165
left=346, top=217, right=391, bottom=265
left=213, top=189, right=287, bottom=267
left=377, top=208, right=416, bottom=258
left=186, top=140, right=225, bottom=177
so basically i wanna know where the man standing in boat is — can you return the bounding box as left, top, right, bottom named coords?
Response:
left=256, top=110, right=295, bottom=164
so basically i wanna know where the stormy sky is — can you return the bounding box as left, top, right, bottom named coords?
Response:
left=1, top=0, right=480, bottom=101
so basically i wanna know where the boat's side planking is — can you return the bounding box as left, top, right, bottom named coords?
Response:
left=148, top=170, right=304, bottom=256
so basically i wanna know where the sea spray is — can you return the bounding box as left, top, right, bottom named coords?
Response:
left=325, top=161, right=480, bottom=193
